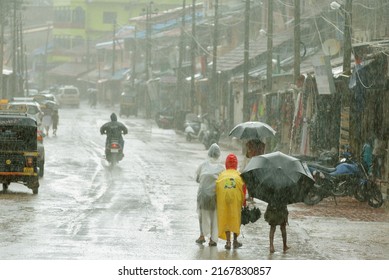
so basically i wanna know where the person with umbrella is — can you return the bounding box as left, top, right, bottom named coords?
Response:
left=246, top=139, right=266, bottom=158
left=241, top=151, right=315, bottom=254
left=241, top=139, right=266, bottom=171
left=264, top=202, right=289, bottom=254
left=241, top=139, right=266, bottom=202
left=216, top=154, right=245, bottom=250
left=52, top=109, right=59, bottom=136
left=195, top=143, right=225, bottom=246
left=229, top=121, right=276, bottom=203
left=42, top=107, right=53, bottom=136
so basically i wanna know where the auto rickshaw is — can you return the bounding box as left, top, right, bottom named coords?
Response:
left=0, top=99, right=9, bottom=110
left=119, top=91, right=137, bottom=117
left=0, top=112, right=40, bottom=194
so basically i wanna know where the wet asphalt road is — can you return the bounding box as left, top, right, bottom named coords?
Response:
left=0, top=101, right=389, bottom=260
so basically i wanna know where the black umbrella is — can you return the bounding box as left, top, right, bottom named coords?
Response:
left=228, top=121, right=276, bottom=140
left=41, top=100, right=59, bottom=110
left=241, top=205, right=261, bottom=225
left=241, top=151, right=315, bottom=205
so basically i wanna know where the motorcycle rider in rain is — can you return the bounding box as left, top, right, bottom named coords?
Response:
left=100, top=113, right=128, bottom=152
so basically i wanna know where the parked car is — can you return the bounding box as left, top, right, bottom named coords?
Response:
left=7, top=100, right=43, bottom=126
left=24, top=88, right=39, bottom=97
left=56, top=85, right=80, bottom=107
left=32, top=94, right=59, bottom=110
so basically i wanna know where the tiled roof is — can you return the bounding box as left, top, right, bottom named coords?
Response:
left=215, top=30, right=293, bottom=73
left=47, top=63, right=89, bottom=78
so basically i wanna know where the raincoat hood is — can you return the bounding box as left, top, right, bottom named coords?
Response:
left=225, top=153, right=238, bottom=170
left=110, top=113, right=117, bottom=121
left=208, top=143, right=221, bottom=159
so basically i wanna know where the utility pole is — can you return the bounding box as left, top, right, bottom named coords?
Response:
left=243, top=0, right=250, bottom=121
left=0, top=0, right=5, bottom=98
left=343, top=0, right=352, bottom=76
left=176, top=0, right=186, bottom=113
left=211, top=0, right=219, bottom=120
left=190, top=0, right=196, bottom=111
left=144, top=2, right=157, bottom=81
left=131, top=26, right=137, bottom=88
left=18, top=11, right=24, bottom=96
left=141, top=2, right=157, bottom=118
left=145, top=7, right=150, bottom=81
left=266, top=0, right=273, bottom=91
left=112, top=20, right=116, bottom=76
left=176, top=0, right=186, bottom=111
left=42, top=22, right=50, bottom=90
left=11, top=0, right=17, bottom=97
left=294, top=0, right=300, bottom=84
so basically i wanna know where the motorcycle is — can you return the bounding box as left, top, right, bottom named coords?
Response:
left=294, top=149, right=338, bottom=167
left=155, top=107, right=174, bottom=129
left=184, top=113, right=207, bottom=142
left=202, top=121, right=222, bottom=150
left=104, top=137, right=124, bottom=166
left=304, top=152, right=383, bottom=208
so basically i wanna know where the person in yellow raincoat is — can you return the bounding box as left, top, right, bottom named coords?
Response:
left=216, top=153, right=245, bottom=250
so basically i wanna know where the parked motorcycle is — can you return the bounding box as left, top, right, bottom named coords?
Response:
left=184, top=113, right=207, bottom=142
left=104, top=138, right=124, bottom=166
left=155, top=107, right=174, bottom=129
left=294, top=149, right=338, bottom=167
left=202, top=120, right=222, bottom=150
left=304, top=152, right=383, bottom=208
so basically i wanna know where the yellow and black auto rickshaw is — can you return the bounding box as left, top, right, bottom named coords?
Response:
left=119, top=91, right=137, bottom=117
left=0, top=99, right=9, bottom=110
left=0, top=112, right=40, bottom=194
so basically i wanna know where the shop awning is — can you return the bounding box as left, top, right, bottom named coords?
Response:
left=78, top=67, right=130, bottom=83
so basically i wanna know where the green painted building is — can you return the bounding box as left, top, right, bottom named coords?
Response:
left=46, top=0, right=182, bottom=85
left=51, top=0, right=182, bottom=61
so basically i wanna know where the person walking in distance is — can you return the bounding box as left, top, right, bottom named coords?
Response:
left=52, top=110, right=59, bottom=136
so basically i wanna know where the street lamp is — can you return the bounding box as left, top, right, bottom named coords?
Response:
left=330, top=1, right=341, bottom=10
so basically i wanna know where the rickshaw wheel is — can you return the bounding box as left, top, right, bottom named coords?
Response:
left=38, top=162, right=45, bottom=177
left=29, top=180, right=39, bottom=195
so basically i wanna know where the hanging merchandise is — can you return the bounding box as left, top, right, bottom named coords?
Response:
left=257, top=96, right=266, bottom=121
left=339, top=106, right=350, bottom=150
left=250, top=101, right=258, bottom=121
left=281, top=93, right=294, bottom=126
left=289, top=92, right=303, bottom=154
left=294, top=92, right=304, bottom=130
left=299, top=118, right=309, bottom=155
